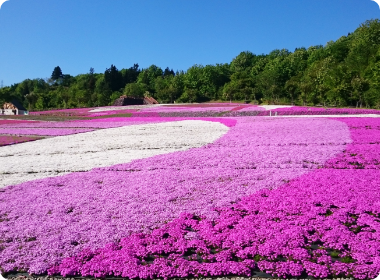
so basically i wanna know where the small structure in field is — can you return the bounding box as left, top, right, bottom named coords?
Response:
left=1, top=100, right=28, bottom=115
left=112, top=96, right=159, bottom=106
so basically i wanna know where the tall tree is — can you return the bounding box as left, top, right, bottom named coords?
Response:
left=104, top=64, right=123, bottom=92
left=230, top=51, right=256, bottom=72
left=123, top=83, right=146, bottom=97
left=137, top=65, right=163, bottom=95
left=285, top=75, right=301, bottom=105
left=94, top=76, right=112, bottom=106
left=121, top=63, right=140, bottom=85
left=87, top=67, right=96, bottom=97
left=163, top=67, right=175, bottom=77
left=51, top=66, right=63, bottom=81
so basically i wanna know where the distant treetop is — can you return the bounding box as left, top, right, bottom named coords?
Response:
left=51, top=66, right=63, bottom=80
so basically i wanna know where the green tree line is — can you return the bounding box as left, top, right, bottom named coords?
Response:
left=2, top=19, right=380, bottom=110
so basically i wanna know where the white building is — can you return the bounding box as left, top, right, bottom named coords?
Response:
left=1, top=100, right=29, bottom=115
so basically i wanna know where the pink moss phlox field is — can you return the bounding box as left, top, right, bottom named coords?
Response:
left=46, top=118, right=380, bottom=279
left=231, top=105, right=263, bottom=112
left=30, top=108, right=93, bottom=116
left=272, top=106, right=380, bottom=115
left=0, top=120, right=40, bottom=126
left=0, top=120, right=162, bottom=129
left=29, top=106, right=134, bottom=117
left=0, top=117, right=352, bottom=277
left=0, top=135, right=43, bottom=146
left=161, top=103, right=243, bottom=107
left=87, top=109, right=137, bottom=117
left=324, top=118, right=380, bottom=169
left=234, top=106, right=265, bottom=112
left=132, top=105, right=257, bottom=117
left=139, top=106, right=234, bottom=112
left=79, top=117, right=237, bottom=128
left=0, top=128, right=94, bottom=136
left=131, top=112, right=161, bottom=117
left=22, top=105, right=380, bottom=118
left=224, top=107, right=380, bottom=117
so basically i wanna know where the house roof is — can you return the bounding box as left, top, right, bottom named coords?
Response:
left=143, top=96, right=158, bottom=105
left=10, top=99, right=27, bottom=111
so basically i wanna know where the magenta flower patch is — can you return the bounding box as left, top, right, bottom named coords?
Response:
left=0, top=117, right=353, bottom=277
left=44, top=118, right=380, bottom=279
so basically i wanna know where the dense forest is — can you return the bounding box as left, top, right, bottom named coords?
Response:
left=2, top=19, right=380, bottom=110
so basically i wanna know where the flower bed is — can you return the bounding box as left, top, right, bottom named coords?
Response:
left=0, top=120, right=146, bottom=129
left=25, top=104, right=380, bottom=118
left=272, top=106, right=380, bottom=115
left=45, top=118, right=380, bottom=279
left=2, top=116, right=376, bottom=278
left=0, top=120, right=40, bottom=126
left=0, top=119, right=229, bottom=188
left=0, top=135, right=44, bottom=146
left=1, top=105, right=380, bottom=279
left=0, top=128, right=95, bottom=136
left=161, top=103, right=243, bottom=107
left=30, top=108, right=93, bottom=117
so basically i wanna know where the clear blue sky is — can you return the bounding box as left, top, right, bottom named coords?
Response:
left=0, top=0, right=379, bottom=86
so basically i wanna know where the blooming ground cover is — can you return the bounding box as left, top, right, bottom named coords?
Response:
left=0, top=128, right=95, bottom=136
left=29, top=108, right=94, bottom=117
left=0, top=105, right=380, bottom=279
left=22, top=103, right=380, bottom=118
left=0, top=119, right=230, bottom=188
left=0, top=135, right=44, bottom=146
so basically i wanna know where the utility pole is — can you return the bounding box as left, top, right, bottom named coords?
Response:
left=0, top=80, right=3, bottom=88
